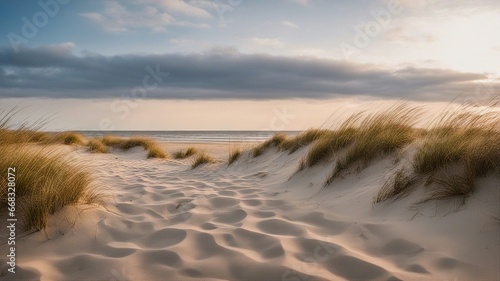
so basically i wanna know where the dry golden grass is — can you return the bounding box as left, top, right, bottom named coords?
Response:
left=375, top=166, right=420, bottom=203
left=0, top=146, right=103, bottom=230
left=191, top=151, right=215, bottom=169
left=101, top=135, right=168, bottom=159
left=414, top=112, right=500, bottom=176
left=410, top=108, right=500, bottom=202
left=87, top=138, right=109, bottom=153
left=118, top=137, right=154, bottom=150
left=303, top=128, right=358, bottom=168
left=101, top=135, right=123, bottom=147
left=0, top=129, right=48, bottom=145
left=0, top=114, right=84, bottom=146
left=249, top=101, right=498, bottom=204
left=300, top=113, right=368, bottom=169
left=43, top=131, right=87, bottom=146
left=253, top=133, right=288, bottom=157
left=228, top=146, right=242, bottom=165
left=174, top=147, right=198, bottom=159
left=146, top=144, right=168, bottom=159
left=327, top=104, right=419, bottom=183
left=0, top=114, right=103, bottom=230
left=376, top=103, right=500, bottom=204
left=279, top=129, right=329, bottom=153
left=0, top=109, right=47, bottom=144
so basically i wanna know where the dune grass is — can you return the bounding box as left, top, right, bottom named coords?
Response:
left=44, top=131, right=87, bottom=146
left=376, top=104, right=500, bottom=204
left=0, top=109, right=48, bottom=145
left=0, top=114, right=103, bottom=230
left=191, top=151, right=215, bottom=169
left=414, top=112, right=500, bottom=176
left=174, top=147, right=197, bottom=159
left=100, top=135, right=168, bottom=159
left=228, top=146, right=242, bottom=165
left=302, top=127, right=359, bottom=169
left=146, top=144, right=168, bottom=159
left=279, top=129, right=329, bottom=153
left=327, top=104, right=419, bottom=183
left=375, top=166, right=420, bottom=203
left=117, top=137, right=151, bottom=150
left=0, top=129, right=48, bottom=145
left=87, top=138, right=109, bottom=153
left=411, top=109, right=500, bottom=203
left=101, top=135, right=123, bottom=147
left=252, top=130, right=332, bottom=158
left=252, top=133, right=288, bottom=157
left=301, top=113, right=364, bottom=168
left=0, top=146, right=103, bottom=230
left=248, top=102, right=498, bottom=204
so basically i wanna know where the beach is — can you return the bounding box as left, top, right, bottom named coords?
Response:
left=1, top=140, right=498, bottom=281
left=3, top=0, right=500, bottom=279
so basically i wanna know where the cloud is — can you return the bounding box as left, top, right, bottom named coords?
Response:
left=281, top=20, right=298, bottom=28
left=140, top=0, right=212, bottom=18
left=80, top=1, right=210, bottom=33
left=294, top=48, right=326, bottom=56
left=0, top=44, right=497, bottom=101
left=384, top=26, right=437, bottom=43
left=250, top=37, right=285, bottom=48
left=396, top=0, right=500, bottom=10
left=289, top=0, right=311, bottom=6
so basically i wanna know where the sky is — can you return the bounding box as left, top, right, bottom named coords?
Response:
left=0, top=0, right=499, bottom=130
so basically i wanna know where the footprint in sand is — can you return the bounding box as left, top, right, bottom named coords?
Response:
left=200, top=222, right=218, bottom=230
left=218, top=190, right=238, bottom=196
left=208, top=197, right=240, bottom=208
left=213, top=209, right=248, bottom=225
left=238, top=188, right=261, bottom=195
left=253, top=211, right=276, bottom=218
left=382, top=238, right=424, bottom=256
left=232, top=228, right=285, bottom=259
left=324, top=255, right=395, bottom=281
left=242, top=199, right=262, bottom=206
left=256, top=219, right=304, bottom=236
left=140, top=228, right=187, bottom=248
left=140, top=249, right=183, bottom=268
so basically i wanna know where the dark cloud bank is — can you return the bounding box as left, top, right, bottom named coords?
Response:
left=0, top=44, right=497, bottom=101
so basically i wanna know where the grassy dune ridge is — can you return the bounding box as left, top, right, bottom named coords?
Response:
left=1, top=101, right=498, bottom=230
left=253, top=103, right=499, bottom=204
left=228, top=146, right=242, bottom=165
left=99, top=135, right=169, bottom=159
left=192, top=151, right=216, bottom=169
left=0, top=112, right=169, bottom=230
left=174, top=147, right=198, bottom=159
left=0, top=120, right=104, bottom=230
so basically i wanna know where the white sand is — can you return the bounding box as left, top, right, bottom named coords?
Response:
left=1, top=143, right=498, bottom=280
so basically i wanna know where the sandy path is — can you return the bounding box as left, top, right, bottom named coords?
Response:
left=1, top=144, right=498, bottom=281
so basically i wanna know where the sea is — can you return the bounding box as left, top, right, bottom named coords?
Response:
left=78, top=131, right=301, bottom=143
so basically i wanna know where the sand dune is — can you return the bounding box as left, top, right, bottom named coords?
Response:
left=1, top=143, right=498, bottom=281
